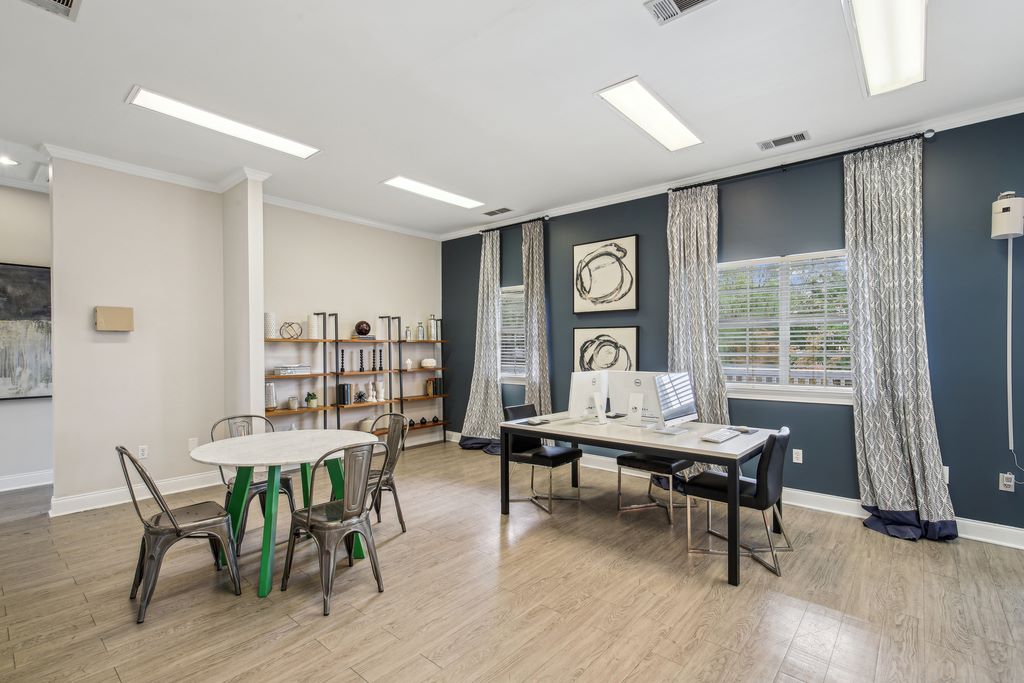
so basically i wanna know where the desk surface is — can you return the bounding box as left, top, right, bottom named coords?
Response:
left=500, top=413, right=773, bottom=461
left=190, top=429, right=378, bottom=467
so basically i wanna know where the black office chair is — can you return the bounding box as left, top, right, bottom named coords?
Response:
left=615, top=452, right=694, bottom=525
left=503, top=404, right=583, bottom=514
left=682, top=427, right=793, bottom=576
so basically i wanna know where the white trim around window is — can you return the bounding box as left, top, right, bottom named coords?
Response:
left=726, top=382, right=853, bottom=406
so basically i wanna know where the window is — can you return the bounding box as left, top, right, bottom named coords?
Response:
left=500, top=285, right=526, bottom=381
left=718, top=250, right=851, bottom=395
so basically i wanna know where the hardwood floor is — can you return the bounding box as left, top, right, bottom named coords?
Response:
left=1, top=441, right=1022, bottom=682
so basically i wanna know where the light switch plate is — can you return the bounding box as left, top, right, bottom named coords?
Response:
left=793, top=449, right=803, bottom=464
left=1000, top=472, right=1015, bottom=492
left=138, top=444, right=149, bottom=459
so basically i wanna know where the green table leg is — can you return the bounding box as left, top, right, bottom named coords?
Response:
left=300, top=463, right=312, bottom=508
left=257, top=465, right=281, bottom=598
left=223, top=466, right=253, bottom=564
left=325, top=458, right=364, bottom=559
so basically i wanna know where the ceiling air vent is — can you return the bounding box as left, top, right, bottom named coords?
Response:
left=19, top=0, right=80, bottom=20
left=483, top=207, right=512, bottom=217
left=757, top=131, right=810, bottom=152
left=643, top=0, right=717, bottom=26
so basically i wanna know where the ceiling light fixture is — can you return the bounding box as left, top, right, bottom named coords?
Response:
left=842, top=0, right=927, bottom=97
left=0, top=156, right=18, bottom=166
left=125, top=86, right=319, bottom=159
left=597, top=77, right=701, bottom=151
left=382, top=176, right=483, bottom=209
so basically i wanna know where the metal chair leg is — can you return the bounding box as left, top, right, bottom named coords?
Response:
left=130, top=537, right=146, bottom=599
left=281, top=478, right=296, bottom=513
left=214, top=522, right=242, bottom=595
left=318, top=538, right=339, bottom=616
left=136, top=534, right=173, bottom=623
left=667, top=479, right=674, bottom=526
left=280, top=526, right=298, bottom=591
left=390, top=480, right=407, bottom=533
left=208, top=537, right=222, bottom=569
left=360, top=523, right=384, bottom=593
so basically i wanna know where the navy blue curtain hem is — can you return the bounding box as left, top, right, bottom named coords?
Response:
left=861, top=505, right=958, bottom=541
left=459, top=435, right=501, bottom=455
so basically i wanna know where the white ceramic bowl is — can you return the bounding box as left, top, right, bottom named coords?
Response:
left=421, top=358, right=437, bottom=368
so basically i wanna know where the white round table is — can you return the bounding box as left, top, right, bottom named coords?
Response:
left=191, top=429, right=378, bottom=597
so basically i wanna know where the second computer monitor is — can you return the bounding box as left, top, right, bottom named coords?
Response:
left=654, top=372, right=699, bottom=427
left=608, top=371, right=663, bottom=423
left=567, top=370, right=609, bottom=419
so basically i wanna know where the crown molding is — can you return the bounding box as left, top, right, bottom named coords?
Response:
left=438, top=95, right=1024, bottom=241
left=216, top=167, right=272, bottom=192
left=42, top=144, right=221, bottom=192
left=0, top=175, right=49, bottom=194
left=263, top=195, right=440, bottom=241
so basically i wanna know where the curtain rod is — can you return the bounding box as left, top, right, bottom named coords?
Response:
left=479, top=215, right=549, bottom=234
left=668, top=130, right=932, bottom=194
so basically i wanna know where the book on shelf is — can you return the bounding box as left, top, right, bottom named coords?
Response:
left=273, top=364, right=312, bottom=375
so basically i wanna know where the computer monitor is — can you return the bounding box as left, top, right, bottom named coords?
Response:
left=654, top=372, right=699, bottom=428
left=567, top=370, right=609, bottom=420
left=607, top=371, right=663, bottom=425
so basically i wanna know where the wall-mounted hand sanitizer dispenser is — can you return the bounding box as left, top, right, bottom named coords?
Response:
left=992, top=191, right=1024, bottom=240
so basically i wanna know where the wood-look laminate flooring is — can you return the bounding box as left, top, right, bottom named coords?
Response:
left=1, top=441, right=1022, bottom=682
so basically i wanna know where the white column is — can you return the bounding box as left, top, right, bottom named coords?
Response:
left=221, top=168, right=270, bottom=417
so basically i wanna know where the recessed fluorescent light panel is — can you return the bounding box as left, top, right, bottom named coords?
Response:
left=843, top=0, right=927, bottom=97
left=597, top=77, right=701, bottom=151
left=383, top=176, right=483, bottom=209
left=125, top=86, right=319, bottom=159
left=0, top=156, right=18, bottom=166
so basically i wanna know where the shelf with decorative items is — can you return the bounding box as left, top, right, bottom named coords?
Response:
left=390, top=314, right=447, bottom=444
left=263, top=311, right=336, bottom=428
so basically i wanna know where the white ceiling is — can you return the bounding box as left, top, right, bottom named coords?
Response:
left=2, top=0, right=1024, bottom=238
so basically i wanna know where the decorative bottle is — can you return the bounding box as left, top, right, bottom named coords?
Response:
left=404, top=325, right=412, bottom=341
left=428, top=314, right=437, bottom=340
left=417, top=321, right=425, bottom=340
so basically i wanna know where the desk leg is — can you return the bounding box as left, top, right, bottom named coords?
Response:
left=223, top=467, right=253, bottom=564
left=257, top=466, right=281, bottom=598
left=326, top=458, right=364, bottom=559
left=300, top=463, right=312, bottom=508
left=727, top=463, right=740, bottom=587
left=500, top=429, right=510, bottom=515
left=571, top=442, right=580, bottom=488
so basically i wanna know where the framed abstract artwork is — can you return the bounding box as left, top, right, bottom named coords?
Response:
left=572, top=234, right=637, bottom=313
left=0, top=263, right=52, bottom=399
left=573, top=326, right=638, bottom=372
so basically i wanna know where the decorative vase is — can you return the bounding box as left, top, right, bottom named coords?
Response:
left=265, top=382, right=277, bottom=409
left=376, top=381, right=385, bottom=401
left=404, top=325, right=412, bottom=341
left=307, top=398, right=318, bottom=409
left=404, top=358, right=412, bottom=371
left=288, top=396, right=299, bottom=410
left=307, top=314, right=321, bottom=340
left=417, top=322, right=425, bottom=340
left=264, top=313, right=278, bottom=339
left=428, top=314, right=437, bottom=340
left=367, top=383, right=377, bottom=403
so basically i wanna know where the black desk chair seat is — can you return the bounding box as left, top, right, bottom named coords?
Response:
left=615, top=452, right=694, bottom=526
left=682, top=427, right=794, bottom=576
left=504, top=404, right=583, bottom=514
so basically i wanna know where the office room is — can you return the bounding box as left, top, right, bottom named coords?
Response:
left=1, top=0, right=1023, bottom=680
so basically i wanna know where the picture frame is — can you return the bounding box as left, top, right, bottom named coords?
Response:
left=572, top=234, right=638, bottom=313
left=0, top=262, right=52, bottom=400
left=573, top=326, right=638, bottom=372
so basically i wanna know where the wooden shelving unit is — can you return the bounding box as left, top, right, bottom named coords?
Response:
left=264, top=315, right=448, bottom=443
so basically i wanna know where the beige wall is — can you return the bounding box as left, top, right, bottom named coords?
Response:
left=0, top=185, right=53, bottom=484
left=263, top=204, right=443, bottom=443
left=50, top=160, right=225, bottom=501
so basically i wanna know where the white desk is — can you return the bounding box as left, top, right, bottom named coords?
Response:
left=499, top=414, right=775, bottom=586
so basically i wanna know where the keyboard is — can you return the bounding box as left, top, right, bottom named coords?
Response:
left=701, top=428, right=741, bottom=444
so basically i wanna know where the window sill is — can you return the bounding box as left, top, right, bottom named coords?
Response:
left=501, top=376, right=526, bottom=386
left=726, top=383, right=853, bottom=406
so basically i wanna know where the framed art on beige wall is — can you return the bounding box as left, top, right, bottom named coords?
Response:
left=0, top=262, right=52, bottom=399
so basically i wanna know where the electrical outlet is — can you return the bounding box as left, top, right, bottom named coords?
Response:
left=792, top=449, right=803, bottom=464
left=187, top=437, right=198, bottom=451
left=138, top=444, right=149, bottom=459
left=999, top=472, right=1015, bottom=492
left=943, top=466, right=949, bottom=484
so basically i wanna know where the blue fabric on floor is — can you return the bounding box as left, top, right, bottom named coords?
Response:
left=861, top=505, right=958, bottom=541
left=459, top=435, right=500, bottom=455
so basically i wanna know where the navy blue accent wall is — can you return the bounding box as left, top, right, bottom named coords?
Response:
left=442, top=112, right=1024, bottom=528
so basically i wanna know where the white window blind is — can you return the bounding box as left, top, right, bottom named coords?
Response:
left=718, top=250, right=851, bottom=388
left=500, top=285, right=526, bottom=378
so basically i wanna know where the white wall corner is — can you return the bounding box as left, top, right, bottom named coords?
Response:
left=216, top=167, right=272, bottom=193
left=0, top=469, right=54, bottom=493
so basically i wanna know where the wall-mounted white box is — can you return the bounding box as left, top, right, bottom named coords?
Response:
left=95, top=306, right=134, bottom=331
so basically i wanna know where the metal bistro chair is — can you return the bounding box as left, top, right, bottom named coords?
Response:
left=369, top=413, right=410, bottom=532
left=280, top=442, right=386, bottom=615
left=682, top=427, right=795, bottom=576
left=116, top=446, right=241, bottom=623
left=211, top=415, right=296, bottom=555
left=503, top=404, right=583, bottom=514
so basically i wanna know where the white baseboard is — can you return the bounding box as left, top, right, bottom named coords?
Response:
left=49, top=470, right=223, bottom=517
left=579, top=454, right=1024, bottom=550
left=0, top=469, right=53, bottom=493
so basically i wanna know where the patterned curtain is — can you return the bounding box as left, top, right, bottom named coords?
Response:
left=667, top=186, right=730, bottom=425
left=522, top=220, right=552, bottom=415
left=459, top=232, right=505, bottom=447
left=844, top=138, right=957, bottom=540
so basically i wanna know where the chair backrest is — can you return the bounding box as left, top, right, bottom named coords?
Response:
left=116, top=446, right=180, bottom=533
left=306, top=442, right=386, bottom=528
left=210, top=415, right=275, bottom=484
left=370, top=412, right=409, bottom=478
left=503, top=404, right=542, bottom=453
left=754, top=427, right=790, bottom=509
